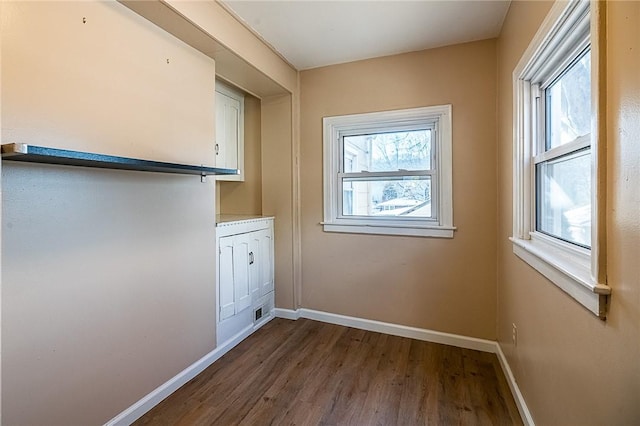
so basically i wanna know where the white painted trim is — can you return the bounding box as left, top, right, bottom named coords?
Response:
left=216, top=216, right=273, bottom=237
left=511, top=0, right=610, bottom=319
left=277, top=308, right=495, bottom=353
left=496, top=344, right=535, bottom=426
left=322, top=223, right=454, bottom=238
left=511, top=240, right=607, bottom=317
left=513, top=0, right=589, bottom=80
left=274, top=307, right=300, bottom=320
left=322, top=105, right=454, bottom=238
left=105, top=324, right=254, bottom=426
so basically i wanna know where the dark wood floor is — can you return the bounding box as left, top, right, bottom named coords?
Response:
left=135, top=318, right=522, bottom=425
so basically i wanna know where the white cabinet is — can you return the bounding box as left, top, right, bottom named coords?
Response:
left=218, top=234, right=252, bottom=321
left=216, top=216, right=274, bottom=345
left=215, top=81, right=244, bottom=181
left=257, top=230, right=274, bottom=297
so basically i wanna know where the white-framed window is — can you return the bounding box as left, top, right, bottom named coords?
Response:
left=512, top=0, right=610, bottom=318
left=322, top=105, right=455, bottom=238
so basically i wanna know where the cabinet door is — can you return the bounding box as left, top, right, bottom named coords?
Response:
left=218, top=234, right=253, bottom=322
left=218, top=236, right=235, bottom=321
left=248, top=234, right=261, bottom=302
left=258, top=229, right=274, bottom=297
left=215, top=90, right=240, bottom=170
left=232, top=235, right=252, bottom=314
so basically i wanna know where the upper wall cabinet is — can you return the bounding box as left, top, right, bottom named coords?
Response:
left=1, top=1, right=217, bottom=167
left=215, top=81, right=245, bottom=181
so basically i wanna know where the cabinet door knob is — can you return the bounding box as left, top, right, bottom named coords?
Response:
left=215, top=143, right=219, bottom=155
left=249, top=252, right=254, bottom=265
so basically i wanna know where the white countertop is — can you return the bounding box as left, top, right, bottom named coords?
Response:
left=216, top=214, right=274, bottom=225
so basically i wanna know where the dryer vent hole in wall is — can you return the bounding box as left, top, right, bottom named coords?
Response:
left=255, top=307, right=263, bottom=322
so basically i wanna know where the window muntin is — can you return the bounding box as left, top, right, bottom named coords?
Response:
left=322, top=105, right=453, bottom=238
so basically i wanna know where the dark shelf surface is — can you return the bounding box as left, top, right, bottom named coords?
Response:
left=1, top=143, right=239, bottom=176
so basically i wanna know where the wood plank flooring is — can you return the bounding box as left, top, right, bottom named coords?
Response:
left=135, top=318, right=522, bottom=425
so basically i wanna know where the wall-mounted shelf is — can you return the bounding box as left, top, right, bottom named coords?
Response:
left=1, top=143, right=239, bottom=177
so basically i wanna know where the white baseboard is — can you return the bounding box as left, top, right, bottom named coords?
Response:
left=496, top=343, right=535, bottom=426
left=274, top=307, right=533, bottom=426
left=276, top=308, right=496, bottom=353
left=105, top=323, right=256, bottom=425
left=273, top=307, right=300, bottom=320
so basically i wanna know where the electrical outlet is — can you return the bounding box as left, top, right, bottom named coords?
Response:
left=512, top=323, right=518, bottom=347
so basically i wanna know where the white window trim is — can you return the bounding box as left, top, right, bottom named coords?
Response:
left=512, top=0, right=610, bottom=318
left=322, top=105, right=455, bottom=238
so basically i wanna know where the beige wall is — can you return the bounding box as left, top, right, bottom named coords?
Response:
left=262, top=94, right=296, bottom=309
left=2, top=1, right=216, bottom=166
left=141, top=0, right=301, bottom=312
left=1, top=0, right=297, bottom=424
left=1, top=2, right=218, bottom=424
left=219, top=94, right=263, bottom=215
left=216, top=92, right=298, bottom=312
left=163, top=0, right=297, bottom=94
left=496, top=1, right=640, bottom=424
left=2, top=164, right=217, bottom=425
left=300, top=40, right=498, bottom=339
left=5, top=0, right=637, bottom=424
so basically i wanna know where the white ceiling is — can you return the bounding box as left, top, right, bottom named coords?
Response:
left=221, top=1, right=511, bottom=70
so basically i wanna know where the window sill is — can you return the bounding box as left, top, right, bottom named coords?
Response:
left=322, top=222, right=455, bottom=238
left=510, top=236, right=610, bottom=319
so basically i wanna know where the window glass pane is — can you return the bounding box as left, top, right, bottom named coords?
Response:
left=546, top=49, right=591, bottom=149
left=342, top=176, right=432, bottom=218
left=343, top=129, right=431, bottom=172
left=536, top=149, right=591, bottom=247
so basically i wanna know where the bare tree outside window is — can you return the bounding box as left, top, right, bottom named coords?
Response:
left=343, top=129, right=432, bottom=217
